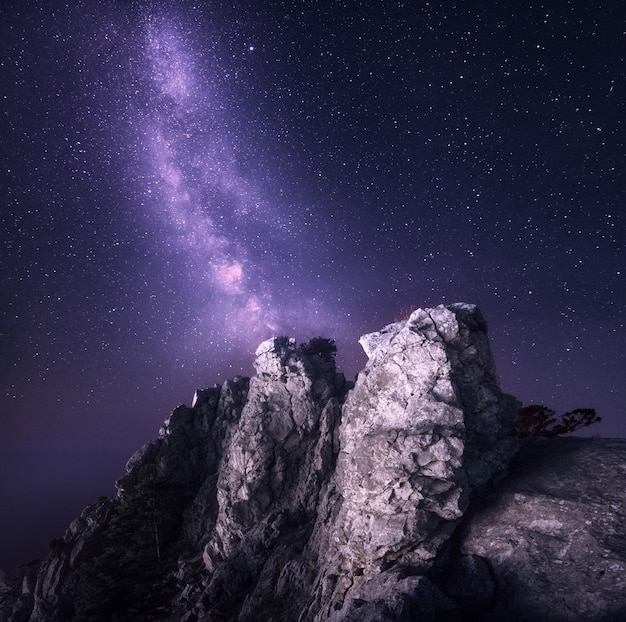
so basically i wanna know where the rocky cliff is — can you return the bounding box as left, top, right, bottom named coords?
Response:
left=2, top=303, right=624, bottom=621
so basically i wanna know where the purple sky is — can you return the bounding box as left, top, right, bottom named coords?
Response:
left=1, top=0, right=624, bottom=574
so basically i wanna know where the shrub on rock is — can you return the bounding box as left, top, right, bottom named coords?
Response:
left=519, top=404, right=600, bottom=437
left=299, top=337, right=337, bottom=362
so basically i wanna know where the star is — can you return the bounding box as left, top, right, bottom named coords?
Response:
left=0, top=0, right=623, bottom=574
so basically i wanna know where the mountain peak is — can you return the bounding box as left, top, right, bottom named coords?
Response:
left=2, top=305, right=625, bottom=621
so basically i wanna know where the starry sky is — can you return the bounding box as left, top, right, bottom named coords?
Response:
left=1, top=0, right=624, bottom=574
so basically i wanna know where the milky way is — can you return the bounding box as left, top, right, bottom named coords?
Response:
left=145, top=15, right=279, bottom=336
left=1, top=0, right=624, bottom=572
left=132, top=10, right=354, bottom=350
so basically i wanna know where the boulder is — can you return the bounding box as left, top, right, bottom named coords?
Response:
left=439, top=437, right=626, bottom=621
left=192, top=336, right=349, bottom=620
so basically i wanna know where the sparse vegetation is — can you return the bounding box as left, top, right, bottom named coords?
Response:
left=519, top=404, right=601, bottom=437
left=72, top=478, right=187, bottom=620
left=48, top=538, right=65, bottom=554
left=299, top=337, right=337, bottom=362
left=394, top=305, right=416, bottom=322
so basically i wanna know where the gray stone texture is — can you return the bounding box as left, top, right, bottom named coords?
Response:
left=2, top=305, right=622, bottom=621
left=305, top=303, right=520, bottom=620
left=440, top=436, right=626, bottom=621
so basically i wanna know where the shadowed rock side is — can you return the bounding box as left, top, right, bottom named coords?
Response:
left=4, top=304, right=623, bottom=621
left=436, top=436, right=626, bottom=622
left=302, top=303, right=521, bottom=621
left=188, top=336, right=349, bottom=621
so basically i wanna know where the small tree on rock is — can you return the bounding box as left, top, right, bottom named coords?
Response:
left=299, top=337, right=337, bottom=362
left=519, top=404, right=601, bottom=437
left=72, top=477, right=186, bottom=620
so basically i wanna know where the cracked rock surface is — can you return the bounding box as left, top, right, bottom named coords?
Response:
left=304, top=303, right=520, bottom=620
left=438, top=436, right=626, bottom=621
left=12, top=304, right=616, bottom=622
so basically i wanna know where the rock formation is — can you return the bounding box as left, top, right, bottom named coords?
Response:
left=302, top=303, right=520, bottom=620
left=2, top=304, right=624, bottom=621
left=438, top=436, right=626, bottom=621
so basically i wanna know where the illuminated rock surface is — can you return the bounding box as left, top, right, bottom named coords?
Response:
left=2, top=306, right=622, bottom=621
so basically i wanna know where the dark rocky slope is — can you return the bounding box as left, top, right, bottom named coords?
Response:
left=1, top=304, right=624, bottom=621
left=438, top=436, right=626, bottom=622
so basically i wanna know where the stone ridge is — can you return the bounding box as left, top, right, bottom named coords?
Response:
left=1, top=304, right=526, bottom=622
left=305, top=303, right=520, bottom=620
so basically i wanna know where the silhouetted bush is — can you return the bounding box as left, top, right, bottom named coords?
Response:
left=299, top=337, right=337, bottom=362
left=519, top=404, right=601, bottom=437
left=72, top=478, right=186, bottom=620
left=48, top=538, right=65, bottom=554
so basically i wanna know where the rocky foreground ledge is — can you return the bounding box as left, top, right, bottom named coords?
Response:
left=2, top=304, right=625, bottom=621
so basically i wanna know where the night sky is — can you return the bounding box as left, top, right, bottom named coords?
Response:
left=1, top=0, right=624, bottom=574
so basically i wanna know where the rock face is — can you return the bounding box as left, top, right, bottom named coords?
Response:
left=184, top=336, right=349, bottom=620
left=304, top=303, right=520, bottom=620
left=3, top=304, right=623, bottom=621
left=439, top=437, right=626, bottom=621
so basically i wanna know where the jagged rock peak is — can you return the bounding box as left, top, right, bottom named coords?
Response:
left=359, top=302, right=487, bottom=357
left=1, top=305, right=529, bottom=622
left=306, top=302, right=521, bottom=619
